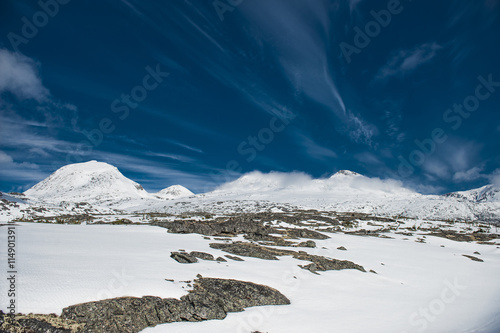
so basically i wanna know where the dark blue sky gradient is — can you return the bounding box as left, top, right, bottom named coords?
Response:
left=0, top=0, right=499, bottom=193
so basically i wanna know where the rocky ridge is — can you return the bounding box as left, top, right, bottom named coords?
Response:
left=1, top=278, right=289, bottom=333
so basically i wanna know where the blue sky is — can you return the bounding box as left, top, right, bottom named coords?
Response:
left=0, top=0, right=499, bottom=194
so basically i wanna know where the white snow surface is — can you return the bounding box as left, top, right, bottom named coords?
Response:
left=0, top=162, right=498, bottom=222
left=24, top=161, right=150, bottom=202
left=154, top=185, right=194, bottom=200
left=1, top=222, right=499, bottom=332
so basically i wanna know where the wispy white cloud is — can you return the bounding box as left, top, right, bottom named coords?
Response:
left=382, top=106, right=406, bottom=143
left=423, top=159, right=450, bottom=180
left=90, top=150, right=228, bottom=193
left=0, top=113, right=80, bottom=156
left=489, top=169, right=500, bottom=188
left=0, top=49, right=49, bottom=102
left=345, top=109, right=377, bottom=145
left=375, top=42, right=442, bottom=82
left=163, top=138, right=204, bottom=154
left=0, top=151, right=46, bottom=187
left=295, top=132, right=337, bottom=160
left=355, top=152, right=382, bottom=165
left=421, top=140, right=485, bottom=183
left=144, top=151, right=196, bottom=163
left=453, top=166, right=484, bottom=182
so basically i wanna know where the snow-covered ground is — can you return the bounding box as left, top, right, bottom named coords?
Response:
left=1, top=221, right=499, bottom=333
left=2, top=161, right=499, bottom=223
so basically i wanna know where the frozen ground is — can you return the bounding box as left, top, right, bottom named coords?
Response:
left=1, top=220, right=499, bottom=333
left=3, top=161, right=500, bottom=224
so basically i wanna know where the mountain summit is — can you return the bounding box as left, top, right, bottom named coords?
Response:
left=9, top=161, right=500, bottom=223
left=24, top=161, right=150, bottom=202
left=155, top=185, right=194, bottom=199
left=331, top=170, right=361, bottom=177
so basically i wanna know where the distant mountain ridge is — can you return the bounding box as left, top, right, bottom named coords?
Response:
left=444, top=185, right=500, bottom=203
left=24, top=161, right=193, bottom=204
left=0, top=161, right=498, bottom=223
left=25, top=161, right=150, bottom=202
left=155, top=185, right=194, bottom=199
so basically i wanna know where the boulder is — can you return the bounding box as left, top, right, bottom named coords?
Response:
left=61, top=278, right=290, bottom=333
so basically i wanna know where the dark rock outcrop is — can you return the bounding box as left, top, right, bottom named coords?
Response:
left=210, top=241, right=295, bottom=260
left=60, top=277, right=290, bottom=333
left=428, top=230, right=500, bottom=243
left=462, top=254, right=484, bottom=262
left=224, top=254, right=244, bottom=261
left=296, top=240, right=316, bottom=248
left=154, top=217, right=269, bottom=237
left=210, top=241, right=366, bottom=273
left=170, top=252, right=198, bottom=263
left=190, top=251, right=215, bottom=261
left=0, top=311, right=83, bottom=333
left=297, top=253, right=366, bottom=273
left=282, top=228, right=329, bottom=240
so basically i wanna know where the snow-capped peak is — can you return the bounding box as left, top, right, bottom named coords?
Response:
left=444, top=185, right=500, bottom=203
left=331, top=170, right=361, bottom=177
left=213, top=171, right=313, bottom=193
left=25, top=160, right=150, bottom=202
left=155, top=185, right=194, bottom=199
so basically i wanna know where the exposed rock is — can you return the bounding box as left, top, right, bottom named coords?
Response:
left=170, top=252, right=198, bottom=263
left=296, top=253, right=366, bottom=273
left=428, top=230, right=500, bottom=243
left=245, top=233, right=296, bottom=247
left=60, top=278, right=290, bottom=333
left=282, top=228, right=329, bottom=240
left=345, top=229, right=380, bottom=237
left=215, top=256, right=227, bottom=262
left=462, top=254, right=484, bottom=262
left=0, top=311, right=83, bottom=333
left=154, top=216, right=270, bottom=237
left=379, top=234, right=394, bottom=239
left=210, top=242, right=294, bottom=260
left=337, top=246, right=347, bottom=251
left=296, top=240, right=316, bottom=248
left=190, top=251, right=214, bottom=261
left=211, top=241, right=365, bottom=273
left=224, top=255, right=244, bottom=261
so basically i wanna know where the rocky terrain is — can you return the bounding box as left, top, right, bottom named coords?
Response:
left=2, top=162, right=500, bottom=332
left=1, top=209, right=499, bottom=332
left=1, top=278, right=289, bottom=333
left=2, top=161, right=500, bottom=224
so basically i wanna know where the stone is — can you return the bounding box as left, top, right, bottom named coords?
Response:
left=462, top=254, right=484, bottom=262
left=170, top=252, right=198, bottom=263
left=211, top=241, right=365, bottom=274
left=190, top=251, right=215, bottom=261
left=296, top=240, right=316, bottom=248
left=60, top=278, right=290, bottom=333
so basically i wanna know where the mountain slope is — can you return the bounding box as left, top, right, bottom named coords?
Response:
left=444, top=185, right=500, bottom=203
left=3, top=162, right=499, bottom=223
left=24, top=160, right=151, bottom=203
left=155, top=185, right=194, bottom=199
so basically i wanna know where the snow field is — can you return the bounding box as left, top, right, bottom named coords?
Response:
left=1, top=222, right=499, bottom=332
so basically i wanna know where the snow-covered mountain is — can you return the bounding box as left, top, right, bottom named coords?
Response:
left=212, top=170, right=413, bottom=195
left=154, top=185, right=194, bottom=199
left=444, top=185, right=500, bottom=203
left=25, top=161, right=151, bottom=203
left=201, top=170, right=499, bottom=222
left=1, top=162, right=499, bottom=223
